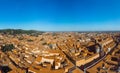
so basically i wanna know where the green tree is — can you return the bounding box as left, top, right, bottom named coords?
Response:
left=1, top=44, right=15, bottom=52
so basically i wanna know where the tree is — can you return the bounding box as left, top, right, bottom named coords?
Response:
left=1, top=44, right=15, bottom=52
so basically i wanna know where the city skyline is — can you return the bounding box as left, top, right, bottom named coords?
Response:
left=0, top=0, right=120, bottom=31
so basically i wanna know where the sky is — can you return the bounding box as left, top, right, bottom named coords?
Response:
left=0, top=0, right=120, bottom=31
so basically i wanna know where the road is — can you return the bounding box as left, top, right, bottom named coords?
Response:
left=81, top=42, right=118, bottom=73
left=58, top=42, right=118, bottom=73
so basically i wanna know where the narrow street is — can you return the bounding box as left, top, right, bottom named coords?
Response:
left=79, top=42, right=118, bottom=73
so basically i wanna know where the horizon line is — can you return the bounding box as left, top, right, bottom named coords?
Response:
left=0, top=28, right=120, bottom=32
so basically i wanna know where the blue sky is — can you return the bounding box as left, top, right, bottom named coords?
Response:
left=0, top=0, right=120, bottom=31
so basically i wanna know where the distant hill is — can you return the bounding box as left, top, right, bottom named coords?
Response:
left=0, top=29, right=44, bottom=35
